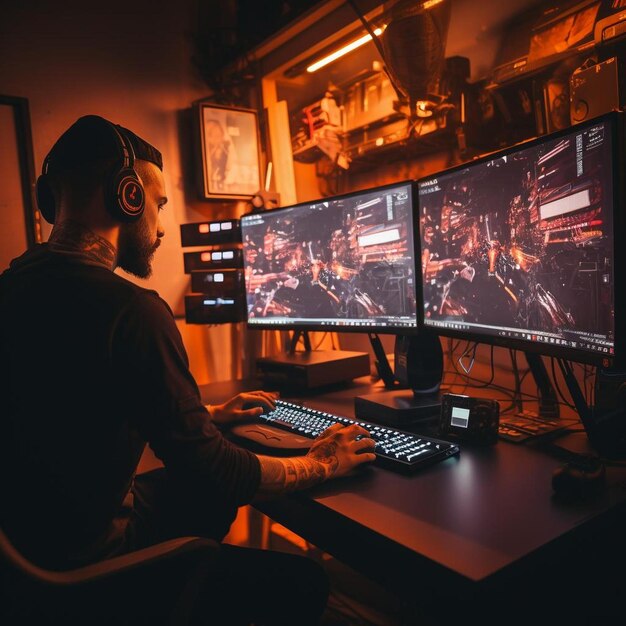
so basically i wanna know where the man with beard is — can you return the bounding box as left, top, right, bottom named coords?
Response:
left=0, top=116, right=376, bottom=624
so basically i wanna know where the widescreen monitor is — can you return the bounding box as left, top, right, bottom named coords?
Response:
left=417, top=112, right=622, bottom=366
left=240, top=181, right=419, bottom=332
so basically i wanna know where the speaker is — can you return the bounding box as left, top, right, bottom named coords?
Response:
left=393, top=331, right=443, bottom=394
left=570, top=57, right=625, bottom=124
left=543, top=76, right=570, bottom=133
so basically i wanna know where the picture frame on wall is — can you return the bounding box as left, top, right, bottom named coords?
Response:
left=196, top=102, right=261, bottom=200
left=0, top=95, right=39, bottom=271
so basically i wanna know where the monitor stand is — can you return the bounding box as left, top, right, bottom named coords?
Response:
left=353, top=333, right=443, bottom=427
left=555, top=360, right=626, bottom=460
left=255, top=330, right=370, bottom=390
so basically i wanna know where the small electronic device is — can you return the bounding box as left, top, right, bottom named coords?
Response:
left=255, top=350, right=370, bottom=389
left=190, top=268, right=243, bottom=295
left=180, top=220, right=241, bottom=246
left=181, top=223, right=245, bottom=325
left=184, top=294, right=245, bottom=324
left=183, top=248, right=242, bottom=273
left=439, top=393, right=500, bottom=445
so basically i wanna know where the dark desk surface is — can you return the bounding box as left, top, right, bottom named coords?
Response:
left=200, top=377, right=626, bottom=610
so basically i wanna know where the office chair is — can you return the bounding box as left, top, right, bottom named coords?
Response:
left=0, top=527, right=219, bottom=625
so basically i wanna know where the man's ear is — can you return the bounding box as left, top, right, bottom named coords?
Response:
left=37, top=173, right=62, bottom=225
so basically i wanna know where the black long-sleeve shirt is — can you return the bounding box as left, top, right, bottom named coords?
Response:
left=0, top=245, right=260, bottom=569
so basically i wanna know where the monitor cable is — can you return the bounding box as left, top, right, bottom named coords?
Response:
left=368, top=332, right=398, bottom=388
left=509, top=349, right=523, bottom=413
left=458, top=342, right=478, bottom=375
left=550, top=357, right=576, bottom=411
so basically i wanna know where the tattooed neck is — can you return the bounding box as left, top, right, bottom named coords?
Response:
left=48, top=220, right=116, bottom=269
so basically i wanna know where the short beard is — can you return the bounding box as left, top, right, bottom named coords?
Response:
left=117, top=218, right=160, bottom=278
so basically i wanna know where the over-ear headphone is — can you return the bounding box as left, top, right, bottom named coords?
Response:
left=36, top=118, right=146, bottom=224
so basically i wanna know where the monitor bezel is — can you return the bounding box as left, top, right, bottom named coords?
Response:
left=415, top=110, right=624, bottom=367
left=240, top=179, right=421, bottom=335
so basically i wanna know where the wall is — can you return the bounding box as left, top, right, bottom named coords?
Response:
left=0, top=0, right=251, bottom=383
left=0, top=0, right=609, bottom=395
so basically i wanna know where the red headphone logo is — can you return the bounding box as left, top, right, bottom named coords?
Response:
left=120, top=177, right=144, bottom=215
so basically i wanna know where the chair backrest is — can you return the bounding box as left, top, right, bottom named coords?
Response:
left=0, top=526, right=55, bottom=625
left=0, top=526, right=49, bottom=581
left=1, top=525, right=219, bottom=625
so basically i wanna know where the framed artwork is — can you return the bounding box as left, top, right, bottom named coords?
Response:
left=0, top=95, right=39, bottom=271
left=196, top=102, right=261, bottom=200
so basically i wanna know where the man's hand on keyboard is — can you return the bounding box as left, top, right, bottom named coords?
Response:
left=307, top=423, right=377, bottom=478
left=206, top=391, right=278, bottom=425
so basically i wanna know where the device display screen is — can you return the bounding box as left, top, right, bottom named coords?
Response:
left=240, top=182, right=418, bottom=332
left=450, top=406, right=470, bottom=429
left=418, top=115, right=616, bottom=362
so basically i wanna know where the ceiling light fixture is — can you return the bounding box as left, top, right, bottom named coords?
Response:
left=306, top=27, right=383, bottom=73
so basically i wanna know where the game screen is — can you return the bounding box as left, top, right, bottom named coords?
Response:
left=241, top=182, right=418, bottom=330
left=418, top=117, right=615, bottom=359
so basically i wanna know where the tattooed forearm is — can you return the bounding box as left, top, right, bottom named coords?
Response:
left=255, top=425, right=354, bottom=498
left=49, top=219, right=116, bottom=268
left=256, top=455, right=331, bottom=497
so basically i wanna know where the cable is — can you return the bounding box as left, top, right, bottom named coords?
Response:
left=313, top=332, right=328, bottom=351
left=457, top=342, right=477, bottom=374
left=345, top=0, right=408, bottom=102
left=443, top=343, right=583, bottom=432
left=583, top=363, right=597, bottom=406
left=446, top=343, right=519, bottom=401
left=509, top=349, right=523, bottom=412
left=469, top=344, right=495, bottom=389
left=451, top=341, right=474, bottom=392
left=330, top=332, right=338, bottom=350
left=550, top=357, right=576, bottom=411
left=444, top=342, right=583, bottom=419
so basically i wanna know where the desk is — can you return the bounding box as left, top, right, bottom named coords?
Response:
left=200, top=377, right=626, bottom=621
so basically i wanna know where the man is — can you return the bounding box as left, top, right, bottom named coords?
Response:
left=0, top=115, right=376, bottom=624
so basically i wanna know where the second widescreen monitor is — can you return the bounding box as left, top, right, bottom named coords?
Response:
left=240, top=181, right=419, bottom=332
left=417, top=112, right=617, bottom=364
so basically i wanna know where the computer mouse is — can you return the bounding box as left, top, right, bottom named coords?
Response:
left=551, top=458, right=606, bottom=501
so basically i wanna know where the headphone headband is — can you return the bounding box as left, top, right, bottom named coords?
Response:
left=108, top=122, right=135, bottom=171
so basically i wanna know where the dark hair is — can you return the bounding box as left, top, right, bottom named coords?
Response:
left=45, top=115, right=162, bottom=175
